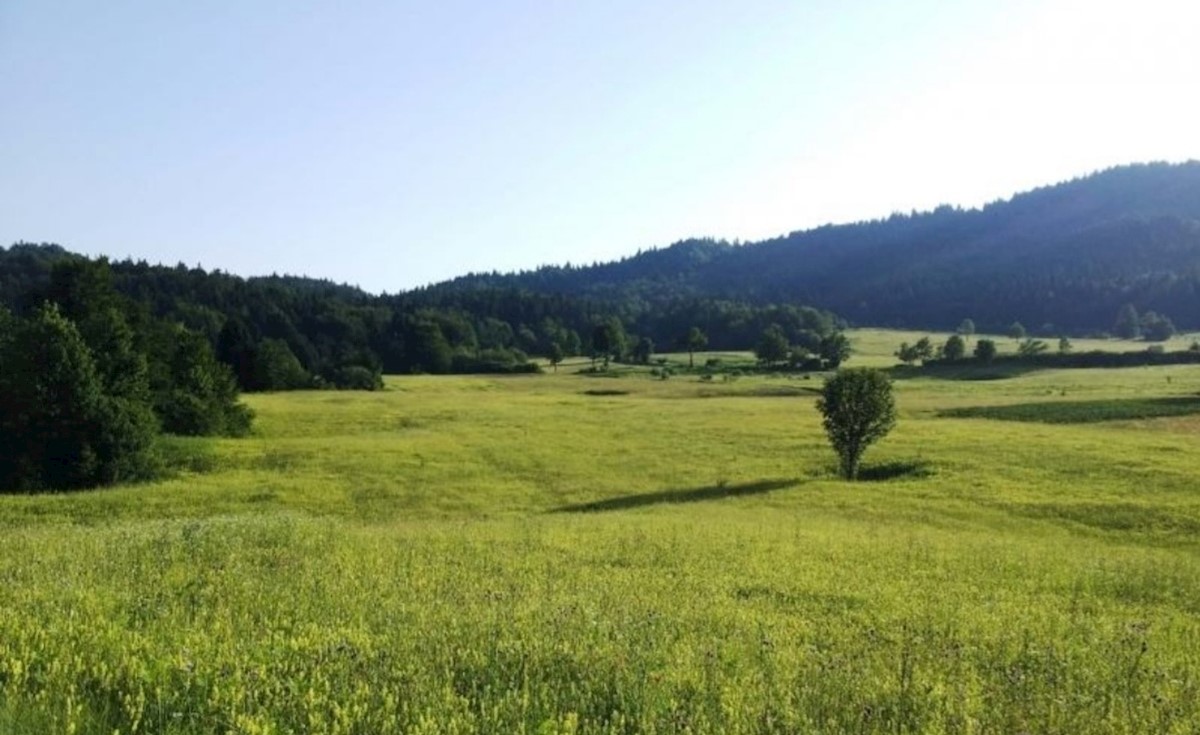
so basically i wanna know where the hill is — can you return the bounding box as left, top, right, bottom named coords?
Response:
left=427, top=162, right=1200, bottom=333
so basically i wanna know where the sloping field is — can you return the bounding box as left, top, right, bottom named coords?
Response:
left=2, top=339, right=1200, bottom=733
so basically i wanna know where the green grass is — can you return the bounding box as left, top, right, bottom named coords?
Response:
left=3, top=330, right=1200, bottom=732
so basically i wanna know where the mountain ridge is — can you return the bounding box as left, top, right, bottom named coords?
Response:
left=424, top=161, right=1200, bottom=332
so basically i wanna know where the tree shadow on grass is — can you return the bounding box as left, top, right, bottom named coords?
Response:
left=939, top=396, right=1200, bottom=424
left=552, top=478, right=800, bottom=514
left=886, top=363, right=1042, bottom=381
left=855, top=460, right=936, bottom=482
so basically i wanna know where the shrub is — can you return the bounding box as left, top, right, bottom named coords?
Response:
left=328, top=365, right=385, bottom=391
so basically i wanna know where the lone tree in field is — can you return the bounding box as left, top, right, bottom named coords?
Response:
left=684, top=327, right=707, bottom=368
left=816, top=368, right=896, bottom=480
left=548, top=342, right=564, bottom=372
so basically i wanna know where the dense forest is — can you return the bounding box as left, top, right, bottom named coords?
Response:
left=0, top=243, right=845, bottom=386
left=430, top=162, right=1200, bottom=334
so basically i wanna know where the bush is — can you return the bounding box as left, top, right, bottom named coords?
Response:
left=450, top=348, right=539, bottom=374
left=327, top=365, right=385, bottom=391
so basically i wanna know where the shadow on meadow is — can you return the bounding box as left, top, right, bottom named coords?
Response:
left=552, top=478, right=800, bottom=513
left=887, top=363, right=1042, bottom=381
left=855, top=460, right=936, bottom=482
left=940, top=395, right=1200, bottom=424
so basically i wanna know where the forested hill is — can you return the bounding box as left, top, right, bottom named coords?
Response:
left=429, top=162, right=1200, bottom=333
left=0, top=243, right=842, bottom=382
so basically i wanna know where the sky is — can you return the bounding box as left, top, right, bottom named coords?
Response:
left=2, top=0, right=1198, bottom=293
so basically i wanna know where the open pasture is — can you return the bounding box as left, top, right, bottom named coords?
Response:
left=3, top=332, right=1200, bottom=733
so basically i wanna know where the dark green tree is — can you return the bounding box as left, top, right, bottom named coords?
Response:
left=632, top=336, right=654, bottom=365
left=254, top=338, right=312, bottom=390
left=591, top=319, right=627, bottom=369
left=478, top=317, right=514, bottom=350
left=1140, top=311, right=1176, bottom=341
left=562, top=329, right=582, bottom=357
left=897, top=336, right=934, bottom=365
left=684, top=326, right=707, bottom=368
left=815, top=368, right=897, bottom=480
left=1058, top=336, right=1073, bottom=354
left=818, top=331, right=852, bottom=369
left=1007, top=322, right=1026, bottom=340
left=405, top=317, right=454, bottom=374
left=974, top=339, right=997, bottom=362
left=217, top=317, right=259, bottom=390
left=943, top=334, right=966, bottom=360
left=956, top=319, right=975, bottom=336
left=44, top=259, right=151, bottom=405
left=755, top=325, right=790, bottom=365
left=153, top=324, right=253, bottom=436
left=0, top=304, right=157, bottom=491
left=1113, top=304, right=1141, bottom=340
left=548, top=342, right=564, bottom=372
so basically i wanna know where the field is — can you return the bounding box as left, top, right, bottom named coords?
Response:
left=3, top=330, right=1200, bottom=733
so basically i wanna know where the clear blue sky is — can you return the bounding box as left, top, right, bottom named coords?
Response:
left=2, top=0, right=1196, bottom=293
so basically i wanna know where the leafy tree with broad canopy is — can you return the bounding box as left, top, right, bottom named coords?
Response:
left=818, top=331, right=852, bottom=369
left=974, top=339, right=997, bottom=362
left=942, top=334, right=966, bottom=360
left=816, top=368, right=896, bottom=480
left=896, top=336, right=934, bottom=365
left=755, top=324, right=790, bottom=365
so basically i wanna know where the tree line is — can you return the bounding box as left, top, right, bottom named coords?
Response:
left=2, top=243, right=845, bottom=386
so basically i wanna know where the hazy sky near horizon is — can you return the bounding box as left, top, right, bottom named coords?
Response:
left=2, top=1, right=1197, bottom=292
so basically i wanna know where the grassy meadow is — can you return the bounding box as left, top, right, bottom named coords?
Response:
left=3, top=330, right=1200, bottom=733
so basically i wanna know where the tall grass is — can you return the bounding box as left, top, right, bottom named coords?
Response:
left=2, top=331, right=1200, bottom=732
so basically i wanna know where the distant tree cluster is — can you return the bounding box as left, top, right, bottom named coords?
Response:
left=752, top=324, right=850, bottom=370
left=895, top=337, right=935, bottom=365
left=1113, top=304, right=1176, bottom=342
left=0, top=259, right=251, bottom=492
